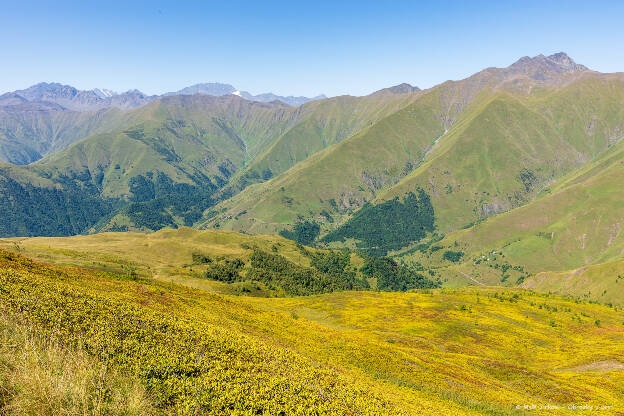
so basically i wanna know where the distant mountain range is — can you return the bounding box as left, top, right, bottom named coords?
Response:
left=3, top=51, right=624, bottom=286
left=4, top=51, right=624, bottom=306
left=0, top=81, right=327, bottom=112
left=164, top=83, right=327, bottom=107
left=2, top=83, right=155, bottom=111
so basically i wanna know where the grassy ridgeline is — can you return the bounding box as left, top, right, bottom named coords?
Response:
left=0, top=228, right=439, bottom=297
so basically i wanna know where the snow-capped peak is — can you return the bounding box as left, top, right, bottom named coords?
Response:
left=232, top=90, right=242, bottom=97
left=93, top=88, right=117, bottom=99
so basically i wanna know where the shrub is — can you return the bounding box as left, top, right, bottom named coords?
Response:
left=204, top=258, right=244, bottom=282
left=442, top=250, right=464, bottom=262
left=360, top=255, right=440, bottom=292
left=246, top=249, right=367, bottom=296
left=192, top=252, right=212, bottom=264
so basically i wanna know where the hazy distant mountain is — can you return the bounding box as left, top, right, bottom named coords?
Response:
left=8, top=82, right=156, bottom=111
left=164, top=83, right=237, bottom=96
left=235, top=91, right=327, bottom=107
left=167, top=83, right=326, bottom=106
left=3, top=81, right=326, bottom=113
left=0, top=93, right=29, bottom=107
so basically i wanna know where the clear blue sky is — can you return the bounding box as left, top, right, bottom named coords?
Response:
left=2, top=0, right=623, bottom=97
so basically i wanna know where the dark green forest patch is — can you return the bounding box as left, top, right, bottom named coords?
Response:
left=322, top=189, right=435, bottom=255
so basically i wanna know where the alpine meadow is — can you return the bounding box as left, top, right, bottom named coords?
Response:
left=1, top=1, right=624, bottom=414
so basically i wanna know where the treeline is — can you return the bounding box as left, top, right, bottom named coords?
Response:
left=279, top=221, right=320, bottom=246
left=0, top=168, right=221, bottom=236
left=0, top=172, right=114, bottom=237
left=198, top=246, right=439, bottom=296
left=246, top=249, right=368, bottom=296
left=321, top=189, right=435, bottom=255
left=360, top=255, right=440, bottom=291
left=121, top=172, right=217, bottom=230
left=202, top=248, right=368, bottom=296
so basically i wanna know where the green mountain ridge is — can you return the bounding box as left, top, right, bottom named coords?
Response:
left=0, top=90, right=422, bottom=236
left=0, top=95, right=296, bottom=236
left=0, top=104, right=132, bottom=164
left=203, top=69, right=624, bottom=251
left=2, top=52, right=624, bottom=301
left=398, top=135, right=624, bottom=299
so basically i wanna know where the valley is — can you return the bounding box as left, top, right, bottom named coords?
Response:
left=1, top=49, right=624, bottom=414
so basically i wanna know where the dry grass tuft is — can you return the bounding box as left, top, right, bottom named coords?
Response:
left=0, top=313, right=157, bottom=416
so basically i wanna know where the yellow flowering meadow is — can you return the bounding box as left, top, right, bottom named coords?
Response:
left=1, top=248, right=624, bottom=415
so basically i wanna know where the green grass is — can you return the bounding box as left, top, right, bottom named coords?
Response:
left=523, top=258, right=624, bottom=306
left=2, top=248, right=624, bottom=414
left=235, top=92, right=419, bottom=186
left=203, top=74, right=624, bottom=247
left=201, top=90, right=446, bottom=235
left=399, top=135, right=624, bottom=302
left=381, top=76, right=624, bottom=233
left=0, top=227, right=327, bottom=296
left=0, top=92, right=421, bottom=237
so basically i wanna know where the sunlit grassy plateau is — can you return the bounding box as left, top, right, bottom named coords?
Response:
left=1, top=230, right=623, bottom=415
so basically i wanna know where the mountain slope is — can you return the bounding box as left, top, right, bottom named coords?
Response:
left=3, top=52, right=623, bottom=245
left=400, top=135, right=624, bottom=291
left=380, top=74, right=624, bottom=232
left=202, top=90, right=447, bottom=235
left=0, top=104, right=136, bottom=165
left=522, top=258, right=624, bottom=306
left=2, top=247, right=624, bottom=414
left=0, top=81, right=328, bottom=165
left=0, top=95, right=296, bottom=236
left=232, top=90, right=422, bottom=189
left=203, top=56, right=624, bottom=256
left=0, top=86, right=431, bottom=236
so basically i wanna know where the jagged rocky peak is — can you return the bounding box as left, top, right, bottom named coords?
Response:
left=15, top=82, right=81, bottom=101
left=387, top=83, right=421, bottom=94
left=547, top=52, right=587, bottom=70
left=6, top=82, right=154, bottom=111
left=509, top=52, right=588, bottom=79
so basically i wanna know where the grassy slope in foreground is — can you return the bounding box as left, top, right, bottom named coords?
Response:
left=0, top=312, right=155, bottom=415
left=1, top=249, right=624, bottom=414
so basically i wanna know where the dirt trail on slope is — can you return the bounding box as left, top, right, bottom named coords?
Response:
left=459, top=271, right=485, bottom=286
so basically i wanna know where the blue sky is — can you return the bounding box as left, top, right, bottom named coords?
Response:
left=2, top=0, right=624, bottom=97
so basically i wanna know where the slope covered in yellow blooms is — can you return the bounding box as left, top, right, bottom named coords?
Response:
left=1, top=247, right=624, bottom=414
